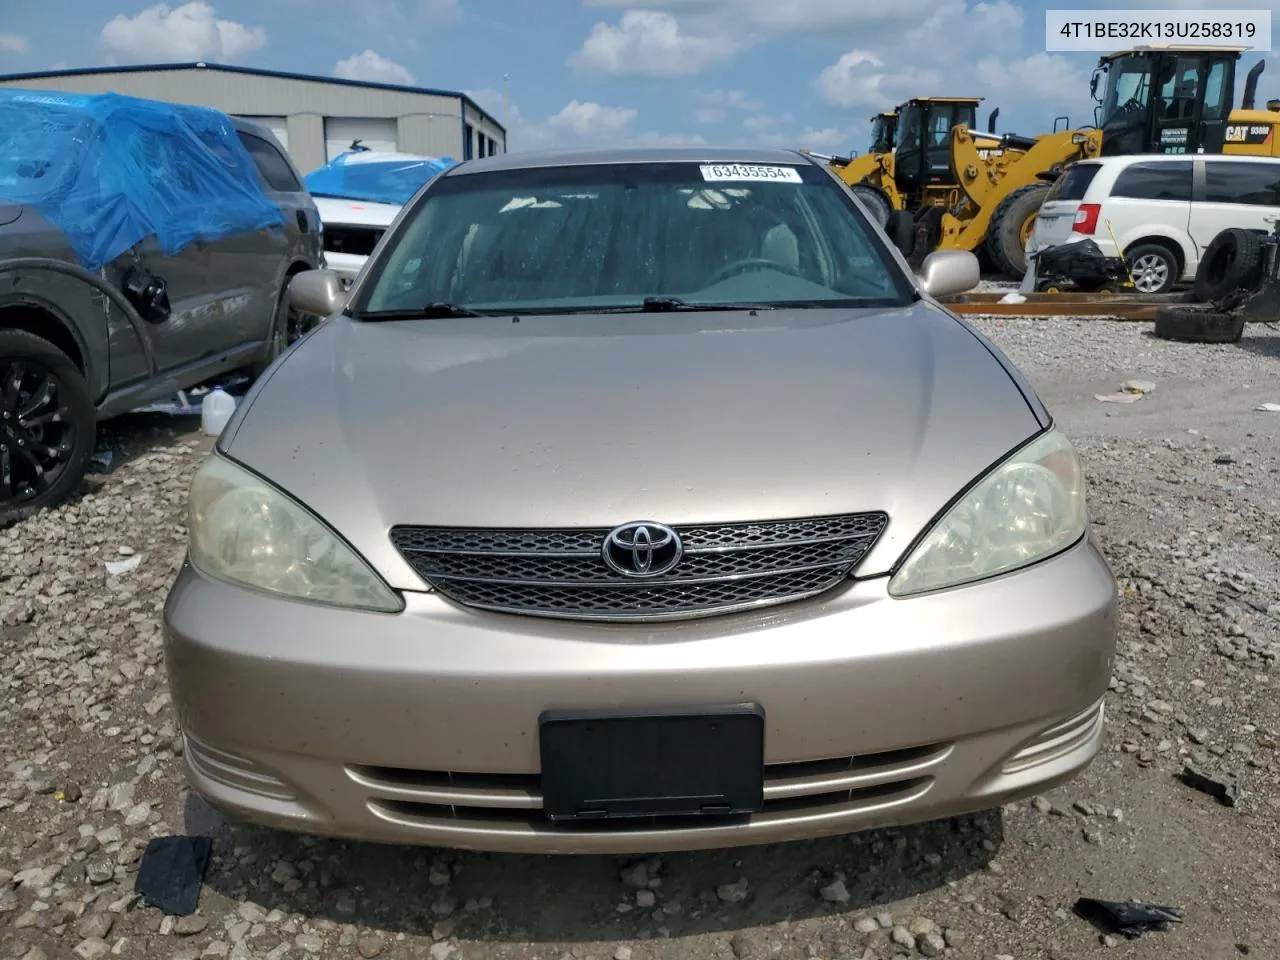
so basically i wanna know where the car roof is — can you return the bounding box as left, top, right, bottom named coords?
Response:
left=1074, top=152, right=1280, bottom=168
left=444, top=146, right=819, bottom=176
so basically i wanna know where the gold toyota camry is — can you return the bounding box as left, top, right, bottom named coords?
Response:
left=162, top=146, right=1118, bottom=854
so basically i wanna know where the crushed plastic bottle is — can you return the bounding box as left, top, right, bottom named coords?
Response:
left=200, top=386, right=236, bottom=437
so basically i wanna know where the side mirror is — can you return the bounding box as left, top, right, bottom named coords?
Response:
left=289, top=269, right=347, bottom=318
left=918, top=250, right=980, bottom=298
left=885, top=210, right=915, bottom=257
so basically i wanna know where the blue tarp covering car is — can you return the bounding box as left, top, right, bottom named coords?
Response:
left=304, top=150, right=456, bottom=206
left=0, top=88, right=285, bottom=272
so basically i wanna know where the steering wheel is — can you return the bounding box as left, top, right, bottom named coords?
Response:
left=703, top=257, right=804, bottom=288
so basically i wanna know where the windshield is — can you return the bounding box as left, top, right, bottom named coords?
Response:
left=352, top=161, right=913, bottom=316
left=869, top=116, right=895, bottom=154
left=1100, top=55, right=1153, bottom=125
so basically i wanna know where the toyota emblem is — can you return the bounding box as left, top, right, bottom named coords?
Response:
left=602, top=521, right=683, bottom=578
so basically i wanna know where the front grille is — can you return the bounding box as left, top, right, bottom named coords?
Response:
left=322, top=224, right=383, bottom=257
left=349, top=741, right=948, bottom=835
left=390, top=513, right=888, bottom=621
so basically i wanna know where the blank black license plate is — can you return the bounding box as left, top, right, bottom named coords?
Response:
left=538, top=704, right=765, bottom=822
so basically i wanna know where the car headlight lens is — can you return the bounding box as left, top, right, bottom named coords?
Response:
left=888, top=428, right=1087, bottom=598
left=187, top=453, right=402, bottom=612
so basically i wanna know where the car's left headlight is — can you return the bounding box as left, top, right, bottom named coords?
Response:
left=187, top=453, right=403, bottom=613
left=888, top=427, right=1088, bottom=598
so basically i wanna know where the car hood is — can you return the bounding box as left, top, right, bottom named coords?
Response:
left=222, top=304, right=1046, bottom=590
left=312, top=195, right=401, bottom=227
left=0, top=204, right=22, bottom=228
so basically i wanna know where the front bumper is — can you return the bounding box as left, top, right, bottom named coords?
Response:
left=162, top=535, right=1117, bottom=854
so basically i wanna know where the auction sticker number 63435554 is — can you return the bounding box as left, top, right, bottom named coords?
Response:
left=699, top=164, right=802, bottom=183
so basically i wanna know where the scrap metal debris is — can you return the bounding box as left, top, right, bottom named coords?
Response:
left=134, top=835, right=213, bottom=916
left=1096, top=379, right=1157, bottom=404
left=1074, top=898, right=1183, bottom=939
left=104, top=554, right=143, bottom=577
left=1179, top=759, right=1244, bottom=807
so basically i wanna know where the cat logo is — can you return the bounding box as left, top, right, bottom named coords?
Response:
left=1225, top=124, right=1274, bottom=145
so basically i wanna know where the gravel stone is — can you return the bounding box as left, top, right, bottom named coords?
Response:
left=174, top=915, right=209, bottom=935
left=918, top=931, right=947, bottom=957
left=820, top=878, right=850, bottom=903
left=716, top=879, right=749, bottom=903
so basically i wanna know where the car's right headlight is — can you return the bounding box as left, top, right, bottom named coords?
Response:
left=888, top=427, right=1088, bottom=598
left=187, top=453, right=402, bottom=613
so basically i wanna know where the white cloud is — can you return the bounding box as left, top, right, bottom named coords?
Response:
left=582, top=0, right=941, bottom=33
left=694, top=88, right=762, bottom=123
left=571, top=10, right=738, bottom=77
left=547, top=100, right=638, bottom=136
left=809, top=0, right=1094, bottom=129
left=333, top=50, right=415, bottom=85
left=468, top=89, right=706, bottom=150
left=0, top=33, right=28, bottom=53
left=100, top=2, right=264, bottom=63
left=796, top=126, right=857, bottom=152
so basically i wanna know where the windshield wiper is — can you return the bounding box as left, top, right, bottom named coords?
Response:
left=356, top=302, right=489, bottom=320
left=609, top=296, right=777, bottom=313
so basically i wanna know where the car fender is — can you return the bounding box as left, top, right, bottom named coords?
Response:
left=1115, top=224, right=1195, bottom=275
left=0, top=259, right=125, bottom=400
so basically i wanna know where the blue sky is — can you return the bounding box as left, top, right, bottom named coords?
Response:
left=0, top=0, right=1276, bottom=154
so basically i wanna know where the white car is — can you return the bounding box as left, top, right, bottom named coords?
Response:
left=1030, top=152, right=1280, bottom=294
left=313, top=194, right=403, bottom=285
left=307, top=150, right=455, bottom=285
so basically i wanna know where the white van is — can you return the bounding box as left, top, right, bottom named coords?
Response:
left=1029, top=153, right=1280, bottom=294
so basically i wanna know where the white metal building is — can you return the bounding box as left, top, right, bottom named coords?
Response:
left=0, top=62, right=506, bottom=176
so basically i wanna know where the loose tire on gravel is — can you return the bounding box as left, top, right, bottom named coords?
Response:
left=1194, top=228, right=1263, bottom=302
left=1152, top=306, right=1246, bottom=344
left=985, top=182, right=1052, bottom=280
left=848, top=183, right=893, bottom=229
left=0, top=328, right=96, bottom=527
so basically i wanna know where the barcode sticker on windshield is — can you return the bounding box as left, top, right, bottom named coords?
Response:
left=699, top=163, right=802, bottom=183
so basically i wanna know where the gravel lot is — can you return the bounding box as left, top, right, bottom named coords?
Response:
left=2, top=314, right=1279, bottom=960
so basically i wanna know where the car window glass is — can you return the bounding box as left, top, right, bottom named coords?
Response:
left=1110, top=161, right=1192, bottom=201
left=1046, top=164, right=1101, bottom=202
left=357, top=163, right=912, bottom=314
left=237, top=132, right=303, bottom=192
left=1204, top=161, right=1280, bottom=205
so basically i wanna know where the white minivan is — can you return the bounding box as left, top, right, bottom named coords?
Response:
left=1029, top=153, right=1280, bottom=294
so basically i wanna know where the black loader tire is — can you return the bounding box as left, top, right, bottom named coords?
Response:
left=848, top=183, right=893, bottom=229
left=985, top=182, right=1052, bottom=280
left=885, top=210, right=915, bottom=258
left=909, top=206, right=945, bottom=269
left=0, top=328, right=97, bottom=528
left=1152, top=306, right=1246, bottom=344
left=1194, top=228, right=1263, bottom=302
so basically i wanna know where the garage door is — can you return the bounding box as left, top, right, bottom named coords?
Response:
left=239, top=115, right=289, bottom=151
left=325, top=117, right=398, bottom=160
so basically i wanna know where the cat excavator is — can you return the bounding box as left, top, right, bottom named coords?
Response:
left=804, top=97, right=1002, bottom=228
left=932, top=44, right=1280, bottom=279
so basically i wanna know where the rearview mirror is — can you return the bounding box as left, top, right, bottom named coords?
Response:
left=289, top=269, right=347, bottom=318
left=918, top=250, right=980, bottom=298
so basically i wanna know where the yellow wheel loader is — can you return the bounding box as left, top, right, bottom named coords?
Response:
left=803, top=98, right=1001, bottom=229
left=932, top=44, right=1279, bottom=279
